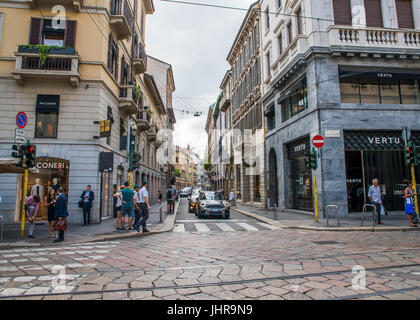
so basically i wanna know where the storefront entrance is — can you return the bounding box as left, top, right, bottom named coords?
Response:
left=18, top=157, right=69, bottom=221
left=344, top=131, right=420, bottom=212
left=288, top=137, right=314, bottom=212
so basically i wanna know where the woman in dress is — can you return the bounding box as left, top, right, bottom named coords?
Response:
left=403, top=180, right=418, bottom=227
left=113, top=185, right=124, bottom=231
left=45, top=188, right=57, bottom=238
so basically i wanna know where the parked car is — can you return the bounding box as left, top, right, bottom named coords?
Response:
left=195, top=191, right=230, bottom=219
left=188, top=192, right=200, bottom=213
left=180, top=187, right=192, bottom=197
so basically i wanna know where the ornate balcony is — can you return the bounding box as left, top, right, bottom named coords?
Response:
left=132, top=43, right=147, bottom=74
left=146, top=125, right=157, bottom=141
left=220, top=93, right=231, bottom=112
left=27, top=0, right=83, bottom=12
left=136, top=109, right=152, bottom=131
left=12, top=46, right=80, bottom=87
left=119, top=85, right=140, bottom=115
left=110, top=0, right=133, bottom=40
left=328, top=26, right=420, bottom=55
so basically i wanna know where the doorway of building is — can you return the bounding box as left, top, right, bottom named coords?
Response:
left=268, top=148, right=278, bottom=206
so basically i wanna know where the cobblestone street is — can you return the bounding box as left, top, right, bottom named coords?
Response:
left=0, top=199, right=420, bottom=300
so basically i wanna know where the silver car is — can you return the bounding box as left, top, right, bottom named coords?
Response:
left=195, top=191, right=230, bottom=219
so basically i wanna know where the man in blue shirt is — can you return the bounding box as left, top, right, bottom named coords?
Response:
left=121, top=181, right=135, bottom=231
left=368, top=178, right=383, bottom=225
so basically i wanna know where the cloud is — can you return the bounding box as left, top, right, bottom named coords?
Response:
left=146, top=0, right=255, bottom=158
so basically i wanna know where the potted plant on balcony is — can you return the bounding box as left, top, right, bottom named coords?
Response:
left=134, top=83, right=142, bottom=102
left=18, top=45, right=76, bottom=66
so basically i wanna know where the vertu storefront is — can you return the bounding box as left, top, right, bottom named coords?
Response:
left=344, top=131, right=420, bottom=212
left=287, top=137, right=313, bottom=212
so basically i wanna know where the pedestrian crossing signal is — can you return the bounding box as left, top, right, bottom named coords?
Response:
left=414, top=145, right=420, bottom=167
left=11, top=144, right=24, bottom=168
left=129, top=151, right=141, bottom=172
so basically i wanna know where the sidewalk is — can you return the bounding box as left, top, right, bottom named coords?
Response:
left=0, top=200, right=180, bottom=247
left=232, top=202, right=420, bottom=232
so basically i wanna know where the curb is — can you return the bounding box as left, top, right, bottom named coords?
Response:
left=0, top=201, right=181, bottom=248
left=232, top=208, right=420, bottom=232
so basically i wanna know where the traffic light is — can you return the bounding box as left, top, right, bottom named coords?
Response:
left=304, top=149, right=318, bottom=170
left=405, top=142, right=415, bottom=166
left=25, top=144, right=36, bottom=168
left=414, top=145, right=420, bottom=167
left=11, top=144, right=24, bottom=167
left=129, top=151, right=141, bottom=171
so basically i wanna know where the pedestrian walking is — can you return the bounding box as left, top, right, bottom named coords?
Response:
left=368, top=178, right=383, bottom=225
left=53, top=187, right=68, bottom=243
left=113, top=185, right=124, bottom=231
left=158, top=190, right=163, bottom=204
left=134, top=185, right=142, bottom=227
left=229, top=189, right=236, bottom=207
left=167, top=184, right=175, bottom=215
left=134, top=180, right=151, bottom=233
left=45, top=188, right=57, bottom=239
left=403, top=180, right=418, bottom=227
left=80, top=185, right=94, bottom=226
left=121, top=181, right=135, bottom=231
left=25, top=194, right=41, bottom=238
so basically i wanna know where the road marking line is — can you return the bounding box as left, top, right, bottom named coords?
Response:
left=256, top=222, right=282, bottom=230
left=177, top=219, right=247, bottom=223
left=216, top=223, right=235, bottom=232
left=173, top=224, right=185, bottom=233
left=236, top=222, right=259, bottom=231
left=194, top=223, right=211, bottom=232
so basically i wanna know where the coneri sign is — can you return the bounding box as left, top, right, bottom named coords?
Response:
left=35, top=157, right=69, bottom=170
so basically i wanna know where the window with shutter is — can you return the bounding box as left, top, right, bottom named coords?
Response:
left=64, top=20, right=77, bottom=48
left=396, top=0, right=414, bottom=29
left=108, top=33, right=113, bottom=70
left=365, top=0, right=383, bottom=28
left=332, top=0, right=352, bottom=25
left=296, top=7, right=303, bottom=35
left=29, top=17, right=43, bottom=45
left=287, top=22, right=292, bottom=44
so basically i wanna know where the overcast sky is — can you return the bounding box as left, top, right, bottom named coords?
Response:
left=146, top=0, right=255, bottom=159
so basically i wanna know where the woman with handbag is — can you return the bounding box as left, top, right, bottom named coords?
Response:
left=403, top=180, right=418, bottom=228
left=54, top=187, right=69, bottom=242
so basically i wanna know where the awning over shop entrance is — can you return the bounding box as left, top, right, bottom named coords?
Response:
left=0, top=158, right=39, bottom=174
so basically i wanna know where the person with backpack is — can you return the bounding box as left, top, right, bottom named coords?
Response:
left=167, top=184, right=175, bottom=215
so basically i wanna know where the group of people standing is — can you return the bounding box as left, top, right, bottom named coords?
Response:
left=368, top=178, right=419, bottom=227
left=113, top=181, right=151, bottom=233
left=25, top=186, right=68, bottom=242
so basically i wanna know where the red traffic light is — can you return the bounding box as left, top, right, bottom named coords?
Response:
left=28, top=146, right=34, bottom=153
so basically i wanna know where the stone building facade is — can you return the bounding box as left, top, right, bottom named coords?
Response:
left=261, top=0, right=420, bottom=216
left=227, top=1, right=267, bottom=208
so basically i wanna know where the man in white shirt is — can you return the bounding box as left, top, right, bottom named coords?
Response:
left=368, top=178, right=383, bottom=225
left=134, top=181, right=151, bottom=233
left=229, top=189, right=235, bottom=207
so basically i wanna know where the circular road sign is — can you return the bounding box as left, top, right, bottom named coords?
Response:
left=312, top=135, right=325, bottom=148
left=16, top=112, right=27, bottom=129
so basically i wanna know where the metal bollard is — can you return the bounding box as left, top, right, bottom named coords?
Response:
left=325, top=205, right=339, bottom=227
left=0, top=215, right=3, bottom=243
left=159, top=202, right=163, bottom=223
left=271, top=202, right=278, bottom=220
left=362, top=204, right=376, bottom=227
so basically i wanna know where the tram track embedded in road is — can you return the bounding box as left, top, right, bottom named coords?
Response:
left=1, top=262, right=420, bottom=300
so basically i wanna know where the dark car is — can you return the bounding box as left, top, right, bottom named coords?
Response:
left=188, top=192, right=200, bottom=213
left=195, top=191, right=230, bottom=219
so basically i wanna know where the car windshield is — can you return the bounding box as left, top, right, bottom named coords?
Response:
left=201, top=192, right=224, bottom=200
left=191, top=193, right=199, bottom=198
left=182, top=188, right=190, bottom=192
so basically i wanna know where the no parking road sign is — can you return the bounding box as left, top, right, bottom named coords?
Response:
left=312, top=135, right=325, bottom=149
left=16, top=112, right=27, bottom=129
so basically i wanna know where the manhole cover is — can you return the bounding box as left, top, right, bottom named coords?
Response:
left=313, top=241, right=339, bottom=245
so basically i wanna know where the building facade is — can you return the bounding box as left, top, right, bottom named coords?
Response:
left=0, top=0, right=176, bottom=224
left=261, top=0, right=420, bottom=216
left=227, top=1, right=267, bottom=208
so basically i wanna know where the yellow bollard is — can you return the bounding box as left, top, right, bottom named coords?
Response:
left=129, top=171, right=133, bottom=190
left=313, top=168, right=319, bottom=223
left=20, top=169, right=28, bottom=238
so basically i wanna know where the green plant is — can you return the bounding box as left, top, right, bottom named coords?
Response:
left=19, top=44, right=67, bottom=67
left=134, top=83, right=142, bottom=101
left=174, top=169, right=181, bottom=177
